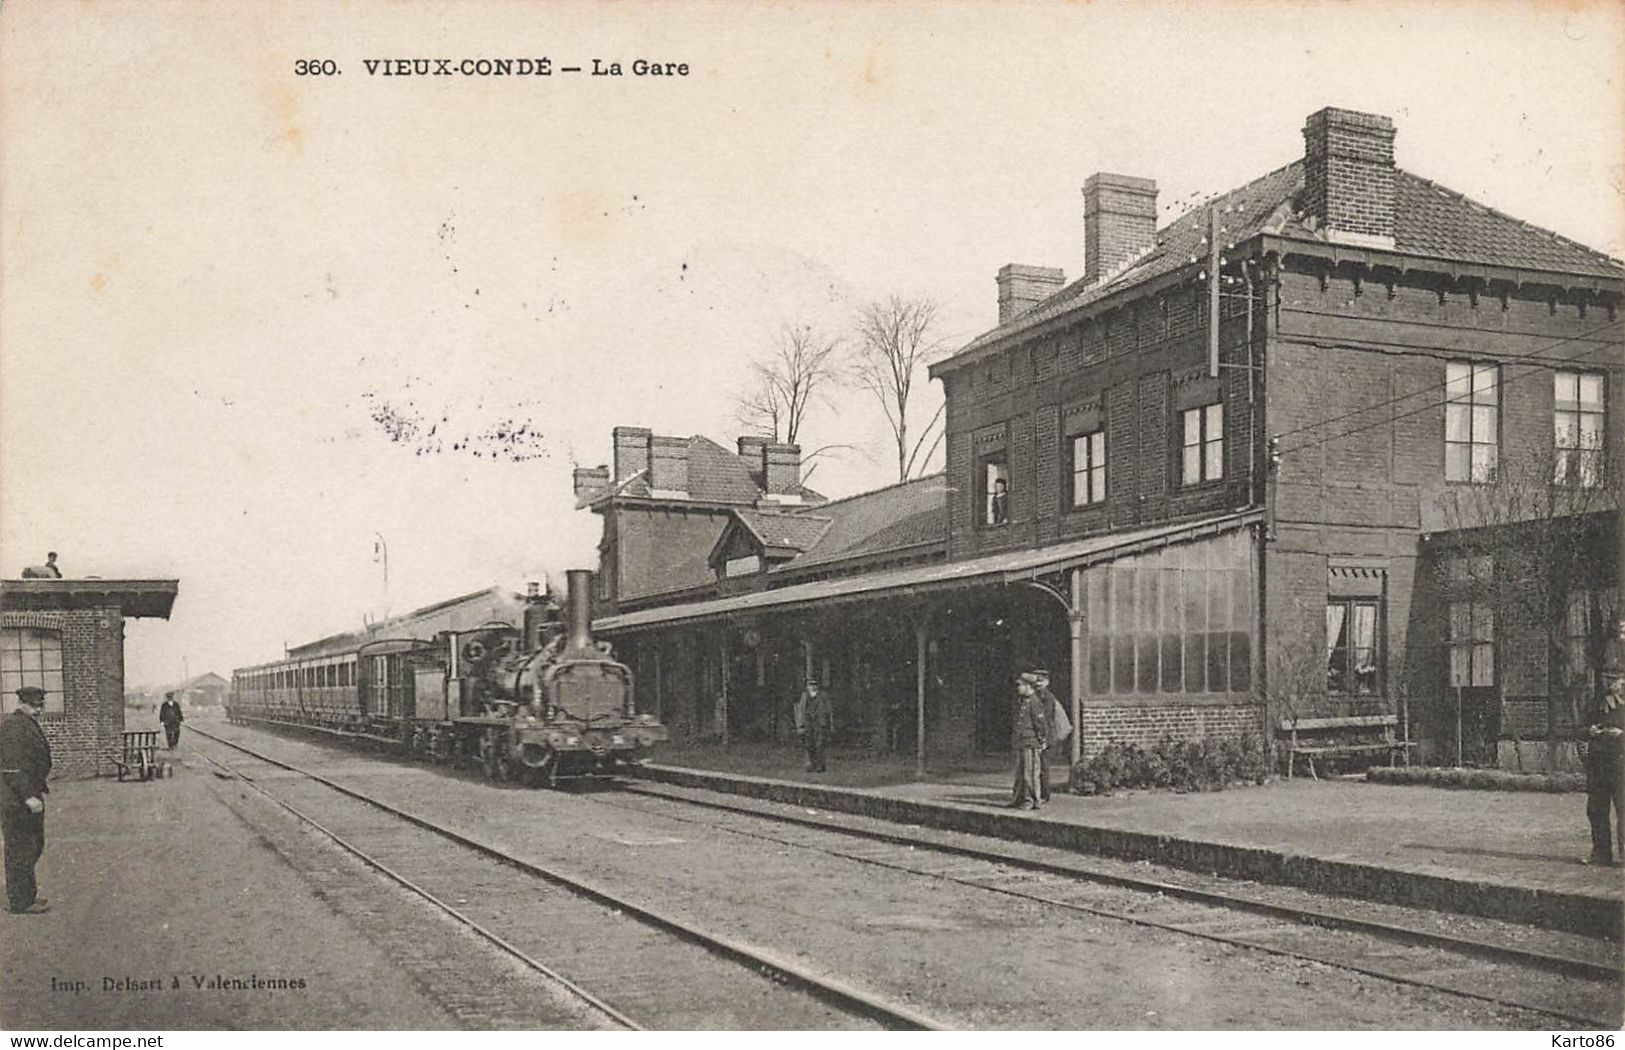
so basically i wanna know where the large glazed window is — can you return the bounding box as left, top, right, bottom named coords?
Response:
left=0, top=627, right=65, bottom=715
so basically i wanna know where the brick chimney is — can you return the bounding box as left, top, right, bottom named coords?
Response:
left=1302, top=107, right=1396, bottom=248
left=648, top=435, right=690, bottom=494
left=572, top=464, right=609, bottom=502
left=1083, top=173, right=1158, bottom=284
left=737, top=435, right=770, bottom=485
left=763, top=443, right=801, bottom=496
left=612, top=426, right=651, bottom=482
left=996, top=264, right=1065, bottom=324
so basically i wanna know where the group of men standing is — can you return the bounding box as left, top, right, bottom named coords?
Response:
left=1012, top=668, right=1070, bottom=810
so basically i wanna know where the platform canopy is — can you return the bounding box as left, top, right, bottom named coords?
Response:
left=0, top=579, right=179, bottom=619
left=594, top=510, right=1261, bottom=633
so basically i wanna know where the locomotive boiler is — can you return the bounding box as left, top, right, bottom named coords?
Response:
left=228, top=569, right=665, bottom=786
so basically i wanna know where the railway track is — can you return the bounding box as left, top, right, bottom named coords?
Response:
left=186, top=726, right=946, bottom=1031
left=595, top=779, right=1622, bottom=1030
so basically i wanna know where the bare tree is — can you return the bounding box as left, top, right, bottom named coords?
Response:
left=734, top=323, right=842, bottom=445
left=851, top=295, right=945, bottom=482
left=1433, top=444, right=1620, bottom=769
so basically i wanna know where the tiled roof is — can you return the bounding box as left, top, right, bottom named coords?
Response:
left=773, top=473, right=948, bottom=574
left=949, top=161, right=1623, bottom=363
left=684, top=436, right=767, bottom=503
left=735, top=509, right=831, bottom=553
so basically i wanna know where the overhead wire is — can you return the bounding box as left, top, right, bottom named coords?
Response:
left=1268, top=317, right=1622, bottom=445
left=1275, top=335, right=1620, bottom=459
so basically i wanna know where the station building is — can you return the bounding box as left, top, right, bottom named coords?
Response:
left=0, top=577, right=179, bottom=778
left=579, top=107, right=1623, bottom=772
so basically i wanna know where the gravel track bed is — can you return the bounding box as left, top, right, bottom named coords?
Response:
left=191, top=733, right=894, bottom=1029
left=199, top=723, right=1597, bottom=1030
left=198, top=760, right=620, bottom=1029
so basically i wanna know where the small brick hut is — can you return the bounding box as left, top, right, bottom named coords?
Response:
left=0, top=578, right=179, bottom=778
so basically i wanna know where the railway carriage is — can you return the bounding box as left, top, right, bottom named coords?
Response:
left=228, top=570, right=665, bottom=784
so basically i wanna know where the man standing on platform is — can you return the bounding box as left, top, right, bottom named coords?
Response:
left=1, top=686, right=53, bottom=914
left=158, top=692, right=185, bottom=750
left=1010, top=672, right=1047, bottom=810
left=1584, top=618, right=1625, bottom=865
left=794, top=676, right=833, bottom=773
left=1034, top=668, right=1071, bottom=803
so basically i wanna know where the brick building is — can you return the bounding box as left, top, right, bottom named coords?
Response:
left=0, top=578, right=179, bottom=778
left=581, top=106, right=1622, bottom=772
left=932, top=105, right=1621, bottom=768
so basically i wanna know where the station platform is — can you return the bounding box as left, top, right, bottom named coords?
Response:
left=0, top=746, right=456, bottom=1031
left=640, top=742, right=1624, bottom=939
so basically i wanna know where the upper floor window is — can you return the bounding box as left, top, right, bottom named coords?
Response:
left=1, top=627, right=64, bottom=715
left=1445, top=362, right=1498, bottom=483
left=981, top=455, right=1010, bottom=526
left=1181, top=403, right=1223, bottom=486
left=1554, top=370, right=1604, bottom=487
left=1070, top=431, right=1106, bottom=508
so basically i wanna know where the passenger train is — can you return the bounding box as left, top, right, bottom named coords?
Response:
left=227, top=570, right=666, bottom=785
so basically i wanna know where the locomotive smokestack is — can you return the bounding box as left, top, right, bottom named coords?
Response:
left=565, top=569, right=595, bottom=656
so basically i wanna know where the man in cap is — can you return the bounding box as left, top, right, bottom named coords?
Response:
left=794, top=676, right=834, bottom=773
left=158, top=691, right=185, bottom=750
left=1, top=686, right=54, bottom=914
left=1583, top=616, right=1625, bottom=865
left=1033, top=668, right=1071, bottom=804
left=1010, top=672, right=1048, bottom=810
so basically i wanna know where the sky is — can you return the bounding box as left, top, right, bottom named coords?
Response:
left=2, top=0, right=1622, bottom=689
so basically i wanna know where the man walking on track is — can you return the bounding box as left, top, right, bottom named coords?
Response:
left=159, top=692, right=185, bottom=750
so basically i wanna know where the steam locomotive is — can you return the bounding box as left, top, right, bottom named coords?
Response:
left=226, top=570, right=666, bottom=785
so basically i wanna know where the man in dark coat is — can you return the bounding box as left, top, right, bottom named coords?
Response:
left=1584, top=621, right=1625, bottom=866
left=794, top=677, right=833, bottom=773
left=1010, top=673, right=1048, bottom=810
left=1034, top=668, right=1071, bottom=803
left=158, top=692, right=185, bottom=749
left=1, top=686, right=53, bottom=914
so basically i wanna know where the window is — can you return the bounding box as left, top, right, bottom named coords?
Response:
left=1565, top=590, right=1602, bottom=686
left=1070, top=431, right=1106, bottom=507
left=0, top=628, right=64, bottom=715
left=1181, top=403, right=1223, bottom=486
left=1554, top=370, right=1604, bottom=487
left=980, top=453, right=1009, bottom=526
left=1080, top=533, right=1254, bottom=698
left=1445, top=362, right=1498, bottom=483
left=1326, top=599, right=1380, bottom=696
left=1447, top=600, right=1495, bottom=687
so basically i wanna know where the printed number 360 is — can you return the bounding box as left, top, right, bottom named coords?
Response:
left=295, top=60, right=340, bottom=75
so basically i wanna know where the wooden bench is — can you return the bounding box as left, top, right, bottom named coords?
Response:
left=1280, top=714, right=1415, bottom=780
left=112, top=730, right=160, bottom=781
